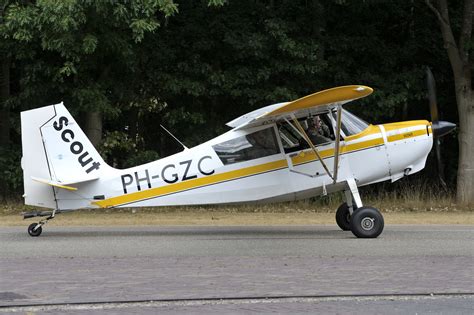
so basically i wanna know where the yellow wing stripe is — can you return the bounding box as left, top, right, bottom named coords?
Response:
left=93, top=159, right=288, bottom=208
left=266, top=85, right=373, bottom=116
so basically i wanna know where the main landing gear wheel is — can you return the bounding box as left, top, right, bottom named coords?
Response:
left=27, top=223, right=42, bottom=237
left=349, top=206, right=384, bottom=238
left=335, top=203, right=352, bottom=231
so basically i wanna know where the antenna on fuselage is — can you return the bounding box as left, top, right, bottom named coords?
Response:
left=160, top=124, right=188, bottom=150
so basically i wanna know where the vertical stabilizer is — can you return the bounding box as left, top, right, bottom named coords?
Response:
left=21, top=103, right=108, bottom=209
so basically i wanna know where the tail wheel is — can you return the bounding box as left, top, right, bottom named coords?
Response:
left=335, top=203, right=352, bottom=231
left=349, top=206, right=384, bottom=238
left=28, top=223, right=42, bottom=237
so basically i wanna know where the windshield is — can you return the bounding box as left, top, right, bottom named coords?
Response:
left=333, top=109, right=369, bottom=136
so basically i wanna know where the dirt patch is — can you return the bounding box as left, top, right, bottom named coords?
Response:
left=1, top=200, right=472, bottom=226
left=2, top=209, right=473, bottom=226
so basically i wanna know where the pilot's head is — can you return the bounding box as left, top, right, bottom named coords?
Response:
left=308, top=116, right=320, bottom=128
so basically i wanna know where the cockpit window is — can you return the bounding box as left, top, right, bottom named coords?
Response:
left=333, top=109, right=369, bottom=136
left=278, top=113, right=335, bottom=153
left=213, top=127, right=280, bottom=165
left=305, top=115, right=334, bottom=145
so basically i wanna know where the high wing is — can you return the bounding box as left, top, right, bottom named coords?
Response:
left=227, top=85, right=374, bottom=184
left=227, top=85, right=373, bottom=130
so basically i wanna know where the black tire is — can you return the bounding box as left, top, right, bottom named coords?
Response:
left=28, top=223, right=42, bottom=237
left=349, top=206, right=384, bottom=238
left=335, top=203, right=352, bottom=231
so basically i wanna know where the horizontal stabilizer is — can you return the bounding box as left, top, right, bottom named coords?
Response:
left=31, top=177, right=78, bottom=191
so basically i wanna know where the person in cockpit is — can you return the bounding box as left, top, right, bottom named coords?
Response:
left=306, top=116, right=331, bottom=145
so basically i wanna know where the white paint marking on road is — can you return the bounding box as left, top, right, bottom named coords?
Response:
left=1, top=294, right=472, bottom=313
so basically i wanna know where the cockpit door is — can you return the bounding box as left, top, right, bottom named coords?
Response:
left=334, top=110, right=391, bottom=185
left=277, top=113, right=340, bottom=197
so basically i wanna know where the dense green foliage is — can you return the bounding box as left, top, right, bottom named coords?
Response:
left=0, top=0, right=465, bottom=199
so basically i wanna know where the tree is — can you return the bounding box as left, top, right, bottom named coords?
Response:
left=129, top=0, right=327, bottom=158
left=0, top=0, right=465, bottom=201
left=1, top=0, right=180, bottom=147
left=0, top=1, right=11, bottom=148
left=426, top=0, right=473, bottom=204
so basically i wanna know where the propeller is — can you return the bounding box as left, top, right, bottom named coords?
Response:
left=426, top=67, right=456, bottom=190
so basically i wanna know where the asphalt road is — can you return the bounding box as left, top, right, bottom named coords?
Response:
left=0, top=225, right=473, bottom=314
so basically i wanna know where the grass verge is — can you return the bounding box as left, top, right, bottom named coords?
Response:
left=1, top=200, right=472, bottom=226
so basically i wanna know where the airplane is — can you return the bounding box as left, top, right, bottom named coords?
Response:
left=20, top=73, right=455, bottom=238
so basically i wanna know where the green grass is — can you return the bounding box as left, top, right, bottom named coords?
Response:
left=1, top=180, right=472, bottom=222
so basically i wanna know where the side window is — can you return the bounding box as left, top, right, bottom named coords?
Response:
left=213, top=127, right=280, bottom=165
left=278, top=114, right=335, bottom=154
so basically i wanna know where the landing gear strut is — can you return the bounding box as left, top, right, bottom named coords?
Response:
left=337, top=179, right=384, bottom=238
left=27, top=223, right=42, bottom=237
left=24, top=209, right=58, bottom=237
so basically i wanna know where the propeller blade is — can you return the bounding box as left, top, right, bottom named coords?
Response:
left=426, top=67, right=439, bottom=124
left=426, top=67, right=452, bottom=190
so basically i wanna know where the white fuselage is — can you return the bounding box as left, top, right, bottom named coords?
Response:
left=53, top=121, right=432, bottom=210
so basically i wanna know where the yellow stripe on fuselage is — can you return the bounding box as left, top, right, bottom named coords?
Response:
left=291, top=137, right=385, bottom=166
left=387, top=129, right=428, bottom=142
left=343, top=125, right=379, bottom=142
left=383, top=120, right=430, bottom=132
left=94, top=121, right=430, bottom=208
left=93, top=159, right=288, bottom=208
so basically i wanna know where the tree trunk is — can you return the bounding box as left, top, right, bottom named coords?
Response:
left=455, top=86, right=474, bottom=204
left=0, top=58, right=10, bottom=147
left=426, top=0, right=473, bottom=205
left=85, top=111, right=102, bottom=148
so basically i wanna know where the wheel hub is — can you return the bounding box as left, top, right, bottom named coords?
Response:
left=361, top=217, right=375, bottom=231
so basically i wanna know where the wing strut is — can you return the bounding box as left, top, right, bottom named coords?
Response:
left=332, top=106, right=343, bottom=183
left=284, top=115, right=335, bottom=181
